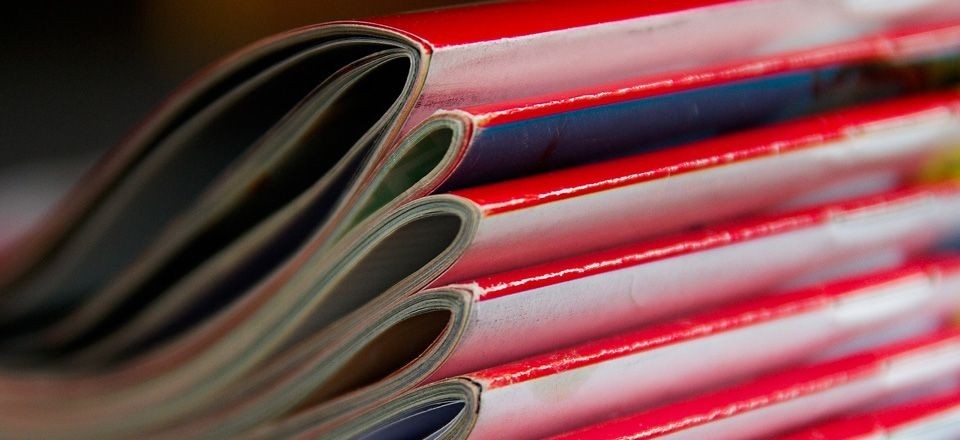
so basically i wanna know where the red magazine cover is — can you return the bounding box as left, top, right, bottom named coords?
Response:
left=4, top=1, right=960, bottom=438
left=134, top=182, right=960, bottom=438
left=266, top=256, right=960, bottom=439
left=782, top=387, right=960, bottom=439
left=7, top=0, right=960, bottom=340
left=54, top=90, right=960, bottom=365
left=428, top=183, right=960, bottom=379
left=9, top=122, right=957, bottom=438
left=550, top=328, right=960, bottom=439
left=4, top=183, right=958, bottom=438
left=432, top=91, right=960, bottom=285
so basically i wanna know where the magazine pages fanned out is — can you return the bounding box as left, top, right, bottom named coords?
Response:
left=10, top=16, right=960, bottom=374
left=5, top=1, right=960, bottom=439
left=235, top=182, right=960, bottom=436
left=28, top=87, right=960, bottom=362
left=33, top=181, right=960, bottom=439
left=5, top=0, right=960, bottom=341
left=2, top=94, right=960, bottom=437
left=42, top=89, right=960, bottom=365
left=276, top=256, right=960, bottom=439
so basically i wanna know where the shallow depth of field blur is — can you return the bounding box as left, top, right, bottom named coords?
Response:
left=0, top=0, right=473, bottom=248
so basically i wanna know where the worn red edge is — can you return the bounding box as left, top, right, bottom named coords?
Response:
left=470, top=182, right=960, bottom=302
left=450, top=90, right=960, bottom=216
left=549, top=327, right=960, bottom=440
left=460, top=21, right=960, bottom=125
left=366, top=0, right=734, bottom=48
left=782, top=386, right=960, bottom=438
left=471, top=256, right=960, bottom=389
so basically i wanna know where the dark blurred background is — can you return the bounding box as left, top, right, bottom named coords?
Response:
left=0, top=0, right=477, bottom=168
left=0, top=1, right=477, bottom=244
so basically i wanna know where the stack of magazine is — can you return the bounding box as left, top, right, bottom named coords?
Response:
left=6, top=0, right=960, bottom=438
